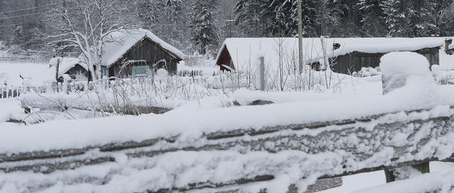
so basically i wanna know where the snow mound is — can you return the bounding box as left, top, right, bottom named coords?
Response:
left=380, top=52, right=435, bottom=94
left=380, top=52, right=432, bottom=78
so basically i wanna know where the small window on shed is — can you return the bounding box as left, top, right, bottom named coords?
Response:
left=132, top=66, right=151, bottom=77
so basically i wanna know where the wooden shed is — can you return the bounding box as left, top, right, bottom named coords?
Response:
left=216, top=37, right=445, bottom=75
left=99, top=29, right=185, bottom=78
left=330, top=47, right=440, bottom=74
left=49, top=57, right=91, bottom=82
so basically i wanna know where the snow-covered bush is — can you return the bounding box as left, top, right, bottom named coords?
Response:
left=353, top=67, right=381, bottom=77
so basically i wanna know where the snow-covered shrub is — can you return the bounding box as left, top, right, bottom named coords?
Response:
left=431, top=65, right=454, bottom=85
left=353, top=67, right=381, bottom=77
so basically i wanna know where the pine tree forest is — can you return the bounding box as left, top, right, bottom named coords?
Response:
left=1, top=0, right=454, bottom=57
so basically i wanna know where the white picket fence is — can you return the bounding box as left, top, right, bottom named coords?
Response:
left=0, top=84, right=51, bottom=99
left=0, top=86, right=22, bottom=99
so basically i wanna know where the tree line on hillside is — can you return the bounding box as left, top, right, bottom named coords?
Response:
left=236, top=0, right=454, bottom=38
left=0, top=0, right=454, bottom=59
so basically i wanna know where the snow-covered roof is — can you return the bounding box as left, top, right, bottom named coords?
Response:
left=49, top=57, right=85, bottom=77
left=101, top=29, right=185, bottom=67
left=217, top=37, right=447, bottom=72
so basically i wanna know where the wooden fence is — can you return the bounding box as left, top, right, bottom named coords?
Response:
left=1, top=105, right=454, bottom=192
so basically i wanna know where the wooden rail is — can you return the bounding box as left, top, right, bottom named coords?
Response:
left=1, top=106, right=454, bottom=192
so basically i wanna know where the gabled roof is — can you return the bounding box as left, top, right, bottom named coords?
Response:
left=101, top=29, right=185, bottom=67
left=216, top=37, right=446, bottom=72
left=49, top=57, right=85, bottom=77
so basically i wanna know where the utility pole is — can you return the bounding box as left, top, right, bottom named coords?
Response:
left=298, top=0, right=306, bottom=88
left=56, top=0, right=66, bottom=88
left=60, top=0, right=66, bottom=57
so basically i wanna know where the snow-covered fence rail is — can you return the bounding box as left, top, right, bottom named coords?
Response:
left=2, top=105, right=454, bottom=192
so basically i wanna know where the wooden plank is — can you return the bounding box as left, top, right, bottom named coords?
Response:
left=1, top=107, right=454, bottom=192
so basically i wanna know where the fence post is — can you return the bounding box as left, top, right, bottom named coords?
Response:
left=256, top=56, right=265, bottom=91
left=380, top=52, right=432, bottom=182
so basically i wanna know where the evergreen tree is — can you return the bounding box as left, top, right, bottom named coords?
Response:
left=381, top=0, right=413, bottom=37
left=298, top=0, right=319, bottom=36
left=136, top=0, right=161, bottom=28
left=237, top=0, right=319, bottom=37
left=425, top=0, right=453, bottom=36
left=357, top=0, right=387, bottom=37
left=234, top=0, right=264, bottom=37
left=273, top=0, right=294, bottom=36
left=317, top=0, right=341, bottom=37
left=438, top=0, right=454, bottom=36
left=382, top=0, right=443, bottom=37
left=328, top=0, right=361, bottom=37
left=158, top=0, right=188, bottom=49
left=259, top=0, right=278, bottom=36
left=190, top=0, right=219, bottom=55
left=410, top=0, right=438, bottom=36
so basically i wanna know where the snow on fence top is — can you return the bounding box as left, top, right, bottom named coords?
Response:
left=216, top=37, right=448, bottom=72
left=101, top=29, right=185, bottom=67
left=3, top=80, right=454, bottom=154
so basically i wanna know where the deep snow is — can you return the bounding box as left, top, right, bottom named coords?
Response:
left=1, top=49, right=454, bottom=192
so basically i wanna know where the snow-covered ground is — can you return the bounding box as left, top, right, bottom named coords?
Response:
left=1, top=50, right=454, bottom=192
left=0, top=61, right=54, bottom=87
left=0, top=98, right=22, bottom=123
left=321, top=162, right=454, bottom=193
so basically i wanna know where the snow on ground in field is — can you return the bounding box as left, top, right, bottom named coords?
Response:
left=1, top=50, right=454, bottom=192
left=0, top=61, right=54, bottom=87
left=1, top=75, right=454, bottom=153
left=0, top=97, right=103, bottom=125
left=0, top=51, right=447, bottom=155
left=319, top=162, right=454, bottom=193
left=0, top=98, right=22, bottom=123
left=350, top=162, right=454, bottom=193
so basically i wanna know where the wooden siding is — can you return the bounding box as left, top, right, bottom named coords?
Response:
left=109, top=38, right=180, bottom=78
left=216, top=45, right=440, bottom=75
left=216, top=46, right=234, bottom=71
left=331, top=47, right=440, bottom=74
left=60, top=64, right=91, bottom=82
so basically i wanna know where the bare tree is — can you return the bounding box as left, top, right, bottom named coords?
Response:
left=52, top=0, right=140, bottom=81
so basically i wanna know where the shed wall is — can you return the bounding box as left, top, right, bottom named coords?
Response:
left=331, top=47, right=440, bottom=74
left=110, top=38, right=179, bottom=78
